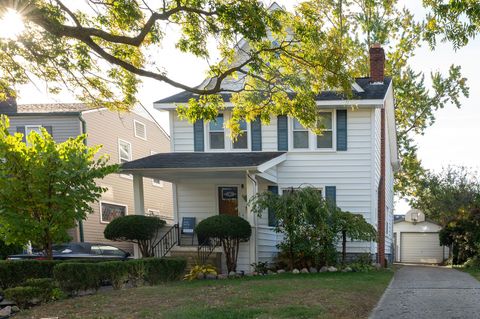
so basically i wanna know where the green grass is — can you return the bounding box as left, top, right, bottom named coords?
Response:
left=459, top=268, right=480, bottom=281
left=17, top=271, right=393, bottom=319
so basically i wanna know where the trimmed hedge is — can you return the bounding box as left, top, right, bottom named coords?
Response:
left=53, top=262, right=103, bottom=295
left=102, top=261, right=129, bottom=290
left=143, top=258, right=187, bottom=285
left=4, top=286, right=44, bottom=308
left=0, top=260, right=61, bottom=289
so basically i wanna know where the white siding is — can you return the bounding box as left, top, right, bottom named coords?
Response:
left=171, top=113, right=194, bottom=152
left=276, top=108, right=374, bottom=254
left=262, top=115, right=278, bottom=151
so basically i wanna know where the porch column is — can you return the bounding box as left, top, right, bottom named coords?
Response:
left=133, top=174, right=145, bottom=215
left=132, top=174, right=145, bottom=259
left=246, top=172, right=258, bottom=271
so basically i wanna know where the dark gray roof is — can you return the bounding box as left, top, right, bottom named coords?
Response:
left=155, top=77, right=392, bottom=104
left=121, top=152, right=285, bottom=170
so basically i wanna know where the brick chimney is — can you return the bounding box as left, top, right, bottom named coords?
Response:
left=369, top=43, right=385, bottom=83
left=0, top=97, right=17, bottom=115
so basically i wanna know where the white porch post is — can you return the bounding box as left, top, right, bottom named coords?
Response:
left=133, top=174, right=145, bottom=216
left=246, top=171, right=258, bottom=271
left=132, top=174, right=145, bottom=258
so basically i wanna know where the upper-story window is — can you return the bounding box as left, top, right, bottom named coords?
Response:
left=232, top=119, right=248, bottom=149
left=292, top=119, right=309, bottom=149
left=209, top=114, right=225, bottom=149
left=316, top=112, right=333, bottom=149
left=25, top=125, right=42, bottom=136
left=134, top=120, right=147, bottom=140
left=118, top=139, right=132, bottom=164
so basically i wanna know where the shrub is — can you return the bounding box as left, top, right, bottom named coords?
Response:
left=104, top=215, right=166, bottom=257
left=196, top=215, right=252, bottom=273
left=184, top=264, right=217, bottom=281
left=0, top=260, right=61, bottom=289
left=102, top=261, right=129, bottom=289
left=126, top=259, right=146, bottom=287
left=348, top=254, right=375, bottom=272
left=251, top=261, right=269, bottom=275
left=53, top=262, right=103, bottom=295
left=464, top=256, right=480, bottom=269
left=143, top=258, right=187, bottom=285
left=24, top=278, right=56, bottom=302
left=4, top=286, right=44, bottom=308
left=0, top=239, right=22, bottom=260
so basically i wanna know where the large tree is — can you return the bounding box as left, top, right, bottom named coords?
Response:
left=0, top=115, right=117, bottom=258
left=0, top=0, right=470, bottom=196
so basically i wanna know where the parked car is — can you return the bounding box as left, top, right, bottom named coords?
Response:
left=7, top=242, right=131, bottom=260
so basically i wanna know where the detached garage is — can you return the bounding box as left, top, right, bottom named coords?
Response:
left=394, top=209, right=449, bottom=264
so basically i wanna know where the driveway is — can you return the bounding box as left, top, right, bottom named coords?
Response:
left=370, top=265, right=480, bottom=319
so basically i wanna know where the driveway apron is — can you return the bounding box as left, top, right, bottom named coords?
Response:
left=370, top=265, right=480, bottom=319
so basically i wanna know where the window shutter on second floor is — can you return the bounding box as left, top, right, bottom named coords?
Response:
left=193, top=119, right=204, bottom=152
left=325, top=186, right=337, bottom=206
left=16, top=126, right=26, bottom=143
left=277, top=115, right=288, bottom=151
left=44, top=126, right=53, bottom=137
left=336, top=110, right=347, bottom=151
left=251, top=117, right=262, bottom=151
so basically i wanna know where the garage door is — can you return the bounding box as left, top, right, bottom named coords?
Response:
left=401, top=233, right=444, bottom=264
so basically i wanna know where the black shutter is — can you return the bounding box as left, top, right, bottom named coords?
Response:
left=325, top=186, right=337, bottom=206
left=277, top=115, right=288, bottom=151
left=44, top=126, right=53, bottom=137
left=193, top=119, right=204, bottom=152
left=268, top=185, right=279, bottom=227
left=336, top=110, right=347, bottom=151
left=16, top=126, right=26, bottom=143
left=251, top=116, right=262, bottom=151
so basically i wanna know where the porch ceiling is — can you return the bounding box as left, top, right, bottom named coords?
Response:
left=121, top=152, right=286, bottom=182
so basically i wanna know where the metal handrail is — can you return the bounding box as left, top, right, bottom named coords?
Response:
left=197, top=237, right=221, bottom=265
left=152, top=224, right=180, bottom=258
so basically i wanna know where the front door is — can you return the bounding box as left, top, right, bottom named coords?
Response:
left=218, top=186, right=239, bottom=216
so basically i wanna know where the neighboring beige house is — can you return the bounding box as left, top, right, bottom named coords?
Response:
left=0, top=101, right=173, bottom=252
left=394, top=209, right=449, bottom=264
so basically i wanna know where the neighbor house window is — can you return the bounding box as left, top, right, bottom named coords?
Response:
left=292, top=119, right=309, bottom=149
left=25, top=126, right=42, bottom=146
left=118, top=139, right=132, bottom=179
left=209, top=114, right=225, bottom=149
left=150, top=151, right=164, bottom=187
left=134, top=120, right=147, bottom=140
left=100, top=202, right=127, bottom=223
left=316, top=112, right=333, bottom=149
left=232, top=119, right=248, bottom=149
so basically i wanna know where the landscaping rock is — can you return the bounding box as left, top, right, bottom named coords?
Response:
left=327, top=266, right=338, bottom=272
left=300, top=268, right=309, bottom=274
left=342, top=266, right=353, bottom=272
left=0, top=306, right=11, bottom=318
left=11, top=306, right=19, bottom=313
left=277, top=269, right=286, bottom=274
left=228, top=271, right=237, bottom=278
left=196, top=273, right=205, bottom=280
left=319, top=266, right=329, bottom=272
left=292, top=268, right=300, bottom=274
left=205, top=274, right=217, bottom=280
left=217, top=274, right=228, bottom=280
left=267, top=270, right=276, bottom=275
left=309, top=267, right=318, bottom=273
left=373, top=263, right=382, bottom=270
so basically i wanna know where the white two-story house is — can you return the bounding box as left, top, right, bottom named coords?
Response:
left=122, top=45, right=399, bottom=271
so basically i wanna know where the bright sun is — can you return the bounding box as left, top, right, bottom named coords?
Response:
left=0, top=9, right=25, bottom=39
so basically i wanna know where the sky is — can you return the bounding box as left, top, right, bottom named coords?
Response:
left=12, top=1, right=480, bottom=214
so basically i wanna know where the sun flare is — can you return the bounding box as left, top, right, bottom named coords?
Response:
left=0, top=9, right=25, bottom=39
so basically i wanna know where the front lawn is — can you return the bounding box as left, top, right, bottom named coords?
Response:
left=460, top=268, right=480, bottom=281
left=17, top=271, right=393, bottom=319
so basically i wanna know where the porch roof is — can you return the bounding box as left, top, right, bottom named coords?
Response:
left=121, top=152, right=286, bottom=181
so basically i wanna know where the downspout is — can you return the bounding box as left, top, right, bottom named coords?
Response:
left=78, top=113, right=87, bottom=243
left=247, top=171, right=258, bottom=265
left=378, top=107, right=386, bottom=267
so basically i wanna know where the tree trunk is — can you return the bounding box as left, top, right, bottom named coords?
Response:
left=342, top=230, right=347, bottom=264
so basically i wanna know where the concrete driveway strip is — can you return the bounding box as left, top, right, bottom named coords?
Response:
left=370, top=265, right=480, bottom=319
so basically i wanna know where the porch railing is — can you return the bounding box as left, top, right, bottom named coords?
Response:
left=152, top=223, right=180, bottom=258
left=197, top=237, right=221, bottom=265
